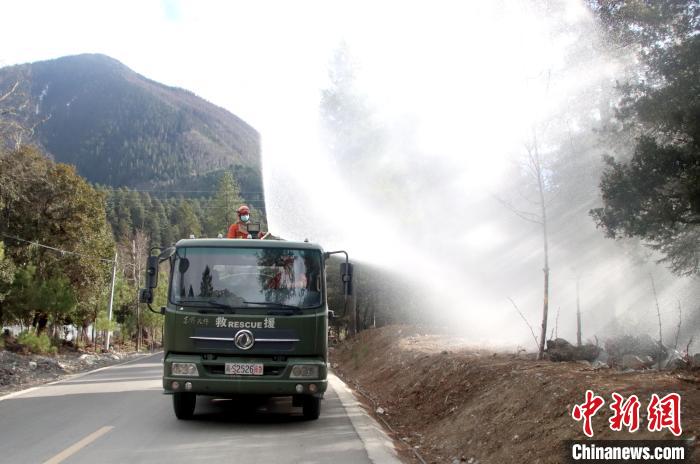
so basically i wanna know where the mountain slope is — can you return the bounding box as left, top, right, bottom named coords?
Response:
left=0, top=54, right=260, bottom=187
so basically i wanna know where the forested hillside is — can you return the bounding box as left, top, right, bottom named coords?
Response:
left=0, top=53, right=266, bottom=352
left=0, top=54, right=261, bottom=188
left=101, top=169, right=267, bottom=246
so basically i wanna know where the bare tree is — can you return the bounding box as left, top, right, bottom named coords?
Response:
left=118, top=229, right=149, bottom=351
left=674, top=300, right=682, bottom=350
left=498, top=131, right=552, bottom=360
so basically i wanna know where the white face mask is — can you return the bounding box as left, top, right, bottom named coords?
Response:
left=240, top=214, right=250, bottom=223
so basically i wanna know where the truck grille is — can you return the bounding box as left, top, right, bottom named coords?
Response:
left=190, top=328, right=299, bottom=353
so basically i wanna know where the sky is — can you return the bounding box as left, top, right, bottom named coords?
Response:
left=2, top=0, right=590, bottom=141
left=2, top=1, right=337, bottom=128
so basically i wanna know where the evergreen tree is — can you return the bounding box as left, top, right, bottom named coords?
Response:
left=176, top=199, right=202, bottom=239
left=35, top=276, right=76, bottom=329
left=126, top=189, right=145, bottom=230
left=320, top=43, right=385, bottom=178
left=206, top=172, right=244, bottom=236
left=112, top=189, right=133, bottom=240
left=2, top=265, right=38, bottom=327
left=588, top=0, right=700, bottom=276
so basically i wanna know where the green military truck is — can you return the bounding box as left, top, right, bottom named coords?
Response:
left=139, top=238, right=352, bottom=420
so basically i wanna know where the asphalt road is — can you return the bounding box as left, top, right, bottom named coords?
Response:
left=0, top=353, right=400, bottom=463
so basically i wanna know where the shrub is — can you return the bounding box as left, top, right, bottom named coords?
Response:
left=17, top=331, right=56, bottom=354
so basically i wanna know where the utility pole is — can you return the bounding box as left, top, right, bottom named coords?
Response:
left=105, top=251, right=118, bottom=351
left=133, top=239, right=141, bottom=352
left=92, top=305, right=98, bottom=352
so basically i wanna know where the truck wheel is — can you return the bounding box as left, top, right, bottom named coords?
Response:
left=173, top=392, right=196, bottom=420
left=302, top=396, right=321, bottom=420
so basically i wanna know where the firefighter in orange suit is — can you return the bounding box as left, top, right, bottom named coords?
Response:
left=227, top=205, right=264, bottom=239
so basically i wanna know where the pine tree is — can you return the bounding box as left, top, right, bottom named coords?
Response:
left=588, top=0, right=700, bottom=276
left=206, top=172, right=244, bottom=236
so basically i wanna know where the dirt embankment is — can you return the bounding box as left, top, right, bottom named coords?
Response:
left=331, top=325, right=699, bottom=464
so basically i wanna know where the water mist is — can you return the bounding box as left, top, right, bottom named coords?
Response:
left=261, top=0, right=699, bottom=349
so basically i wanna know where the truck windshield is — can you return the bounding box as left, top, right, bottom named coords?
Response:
left=170, top=247, right=323, bottom=309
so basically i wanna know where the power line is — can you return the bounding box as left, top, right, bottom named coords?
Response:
left=103, top=204, right=268, bottom=210
left=103, top=200, right=268, bottom=208
left=1, top=233, right=114, bottom=264
left=104, top=197, right=267, bottom=203
left=99, top=189, right=266, bottom=194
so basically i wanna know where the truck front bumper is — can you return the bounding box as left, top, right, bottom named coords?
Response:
left=163, top=354, right=328, bottom=398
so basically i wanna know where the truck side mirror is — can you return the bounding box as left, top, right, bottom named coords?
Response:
left=145, top=255, right=159, bottom=289
left=158, top=246, right=176, bottom=261
left=340, top=262, right=353, bottom=296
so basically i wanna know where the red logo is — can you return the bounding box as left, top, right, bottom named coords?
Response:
left=609, top=393, right=641, bottom=432
left=572, top=391, right=682, bottom=437
left=572, top=390, right=605, bottom=437
left=647, top=393, right=682, bottom=436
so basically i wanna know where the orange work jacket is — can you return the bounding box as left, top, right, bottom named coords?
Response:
left=226, top=222, right=249, bottom=239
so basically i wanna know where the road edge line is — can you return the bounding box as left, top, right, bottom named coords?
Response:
left=0, top=351, right=162, bottom=402
left=328, top=373, right=402, bottom=464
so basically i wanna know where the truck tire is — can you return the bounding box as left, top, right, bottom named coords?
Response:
left=302, top=396, right=321, bottom=420
left=173, top=392, right=196, bottom=420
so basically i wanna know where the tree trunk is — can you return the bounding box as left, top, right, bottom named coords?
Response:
left=538, top=265, right=549, bottom=360
left=36, top=313, right=49, bottom=334
left=536, top=146, right=550, bottom=361
left=650, top=274, right=663, bottom=369
left=576, top=277, right=582, bottom=347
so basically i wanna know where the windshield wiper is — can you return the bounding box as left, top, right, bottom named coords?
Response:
left=243, top=301, right=302, bottom=313
left=206, top=299, right=240, bottom=313
left=267, top=309, right=303, bottom=316
left=196, top=308, right=225, bottom=314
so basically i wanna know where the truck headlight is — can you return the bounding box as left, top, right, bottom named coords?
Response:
left=171, top=362, right=199, bottom=376
left=290, top=365, right=319, bottom=379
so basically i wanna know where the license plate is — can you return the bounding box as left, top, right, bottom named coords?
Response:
left=225, top=363, right=263, bottom=376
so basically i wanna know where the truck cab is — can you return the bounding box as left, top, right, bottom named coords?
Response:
left=140, top=238, right=351, bottom=420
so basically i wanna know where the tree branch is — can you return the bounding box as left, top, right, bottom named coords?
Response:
left=508, top=297, right=539, bottom=352
left=492, top=194, right=543, bottom=225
